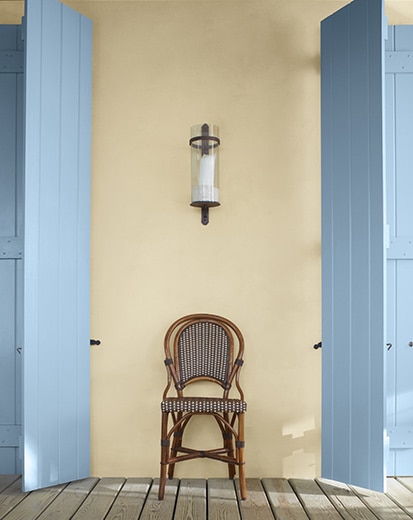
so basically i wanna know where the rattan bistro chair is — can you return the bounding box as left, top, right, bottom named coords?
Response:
left=159, top=313, right=247, bottom=500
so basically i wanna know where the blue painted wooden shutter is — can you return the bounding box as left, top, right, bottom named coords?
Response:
left=23, top=0, right=92, bottom=491
left=321, top=0, right=386, bottom=491
left=0, top=24, right=24, bottom=475
left=385, top=25, right=413, bottom=475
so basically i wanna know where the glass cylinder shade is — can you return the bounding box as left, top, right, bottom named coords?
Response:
left=190, top=123, right=220, bottom=207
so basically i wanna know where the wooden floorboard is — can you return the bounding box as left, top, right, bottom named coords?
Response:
left=1, top=477, right=413, bottom=519
left=262, top=478, right=311, bottom=520
left=139, top=478, right=179, bottom=520
left=0, top=478, right=28, bottom=519
left=316, top=478, right=379, bottom=520
left=175, top=479, right=206, bottom=520
left=36, top=478, right=100, bottom=520
left=236, top=478, right=274, bottom=520
left=208, top=478, right=240, bottom=520
left=1, top=482, right=66, bottom=520
left=290, top=478, right=343, bottom=520
left=70, top=477, right=125, bottom=520
left=105, top=478, right=152, bottom=520
left=351, top=481, right=413, bottom=520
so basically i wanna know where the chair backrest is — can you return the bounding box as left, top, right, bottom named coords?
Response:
left=163, top=314, right=245, bottom=398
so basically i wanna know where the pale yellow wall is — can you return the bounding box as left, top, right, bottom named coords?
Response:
left=78, top=0, right=326, bottom=479
left=3, top=0, right=413, bottom=480
left=0, top=2, right=23, bottom=22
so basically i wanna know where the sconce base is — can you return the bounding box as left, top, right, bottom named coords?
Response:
left=201, top=206, right=209, bottom=225
left=190, top=201, right=220, bottom=226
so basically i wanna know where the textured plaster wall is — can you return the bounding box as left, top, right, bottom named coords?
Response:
left=3, top=0, right=413, bottom=480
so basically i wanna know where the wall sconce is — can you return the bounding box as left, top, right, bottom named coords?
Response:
left=190, top=123, right=220, bottom=225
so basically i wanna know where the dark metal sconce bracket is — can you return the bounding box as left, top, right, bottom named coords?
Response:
left=201, top=206, right=209, bottom=225
left=191, top=201, right=220, bottom=225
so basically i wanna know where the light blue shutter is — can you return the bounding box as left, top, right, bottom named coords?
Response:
left=321, top=0, right=386, bottom=491
left=0, top=24, right=24, bottom=475
left=385, top=25, right=413, bottom=476
left=23, top=0, right=92, bottom=491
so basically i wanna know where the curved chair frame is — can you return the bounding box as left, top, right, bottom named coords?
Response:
left=159, top=313, right=246, bottom=500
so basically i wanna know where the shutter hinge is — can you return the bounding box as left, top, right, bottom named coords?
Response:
left=21, top=16, right=26, bottom=42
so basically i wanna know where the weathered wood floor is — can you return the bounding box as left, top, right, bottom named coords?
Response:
left=2, top=475, right=413, bottom=519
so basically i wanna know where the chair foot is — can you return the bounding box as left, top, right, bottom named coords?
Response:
left=159, top=463, right=167, bottom=500
left=158, top=479, right=166, bottom=500
left=239, top=466, right=247, bottom=500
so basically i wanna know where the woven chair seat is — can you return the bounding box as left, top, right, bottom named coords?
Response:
left=161, top=397, right=247, bottom=414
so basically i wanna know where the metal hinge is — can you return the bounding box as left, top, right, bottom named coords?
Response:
left=388, top=427, right=413, bottom=449
left=0, top=426, right=21, bottom=448
left=21, top=16, right=26, bottom=42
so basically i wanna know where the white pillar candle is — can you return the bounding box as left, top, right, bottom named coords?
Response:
left=199, top=154, right=215, bottom=186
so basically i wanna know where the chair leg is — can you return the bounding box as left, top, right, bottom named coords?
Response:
left=222, top=413, right=236, bottom=479
left=159, top=411, right=169, bottom=500
left=225, top=432, right=236, bottom=479
left=168, top=429, right=183, bottom=479
left=169, top=412, right=188, bottom=478
left=237, top=413, right=247, bottom=500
